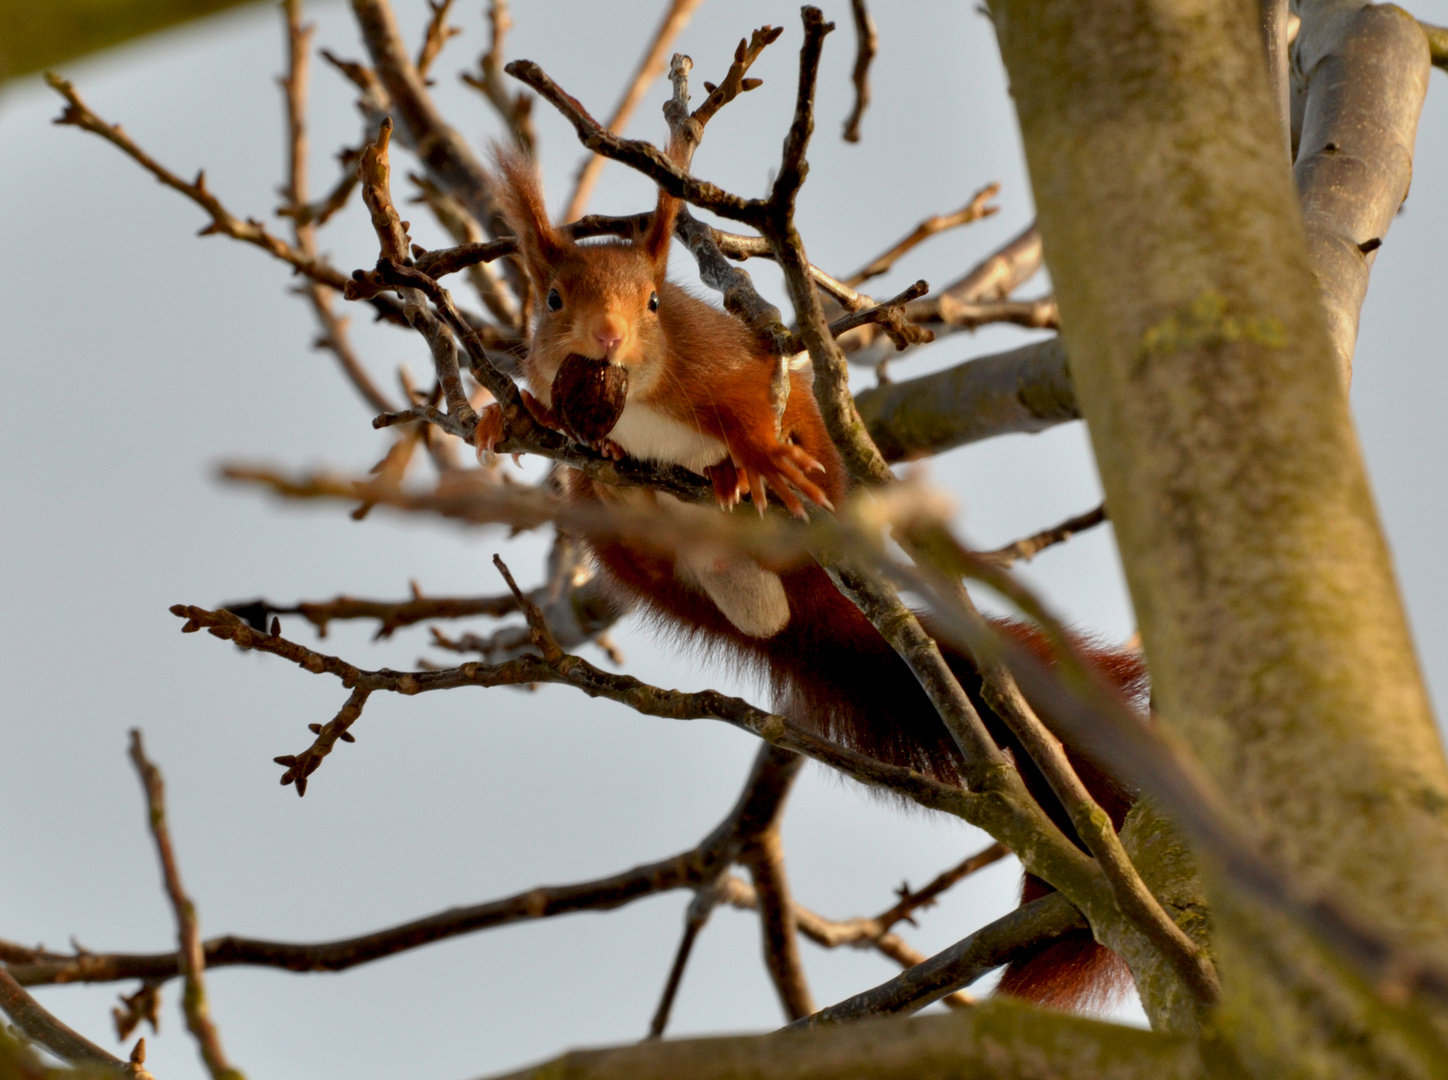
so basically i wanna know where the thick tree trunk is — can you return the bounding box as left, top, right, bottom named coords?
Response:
left=990, top=0, right=1448, bottom=1075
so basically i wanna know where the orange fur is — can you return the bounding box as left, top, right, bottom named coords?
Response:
left=482, top=150, right=1144, bottom=1010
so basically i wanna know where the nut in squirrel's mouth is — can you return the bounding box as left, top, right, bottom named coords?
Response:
left=552, top=353, right=629, bottom=446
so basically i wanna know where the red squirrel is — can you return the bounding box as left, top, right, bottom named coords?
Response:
left=474, top=150, right=1145, bottom=1011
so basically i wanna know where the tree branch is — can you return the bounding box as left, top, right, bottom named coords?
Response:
left=793, top=892, right=1084, bottom=1026
left=0, top=967, right=131, bottom=1075
left=1292, top=0, right=1430, bottom=382
left=481, top=997, right=1208, bottom=1080
left=841, top=0, right=877, bottom=143
left=128, top=731, right=244, bottom=1080
left=854, top=337, right=1078, bottom=461
left=562, top=0, right=706, bottom=222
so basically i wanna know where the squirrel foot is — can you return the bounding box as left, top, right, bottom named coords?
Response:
left=736, top=442, right=833, bottom=519
left=594, top=438, right=627, bottom=461
left=707, top=459, right=747, bottom=510
left=473, top=404, right=506, bottom=462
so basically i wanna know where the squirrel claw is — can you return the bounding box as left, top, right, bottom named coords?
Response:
left=596, top=438, right=626, bottom=461
left=707, top=460, right=746, bottom=509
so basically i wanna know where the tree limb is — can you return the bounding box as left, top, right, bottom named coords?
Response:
left=1292, top=0, right=1430, bottom=382
left=479, top=997, right=1207, bottom=1080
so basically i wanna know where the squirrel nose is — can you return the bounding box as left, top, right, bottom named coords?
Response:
left=592, top=316, right=626, bottom=356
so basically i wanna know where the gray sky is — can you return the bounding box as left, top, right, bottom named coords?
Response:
left=3, top=2, right=1447, bottom=1077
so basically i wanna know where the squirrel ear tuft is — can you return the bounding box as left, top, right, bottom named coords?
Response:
left=642, top=187, right=678, bottom=273
left=490, top=146, right=569, bottom=292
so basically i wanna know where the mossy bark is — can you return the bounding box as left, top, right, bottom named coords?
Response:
left=482, top=997, right=1206, bottom=1080
left=991, top=0, right=1448, bottom=1075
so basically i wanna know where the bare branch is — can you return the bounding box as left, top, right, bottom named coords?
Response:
left=563, top=0, right=706, bottom=222
left=667, top=26, right=784, bottom=169
left=461, top=0, right=537, bottom=154
left=279, top=0, right=397, bottom=416
left=647, top=887, right=721, bottom=1038
left=739, top=816, right=814, bottom=1021
left=978, top=504, right=1107, bottom=568
left=0, top=966, right=130, bottom=1074
left=355, top=121, right=477, bottom=430
left=409, top=174, right=523, bottom=329
left=900, top=531, right=1448, bottom=1013
left=350, top=0, right=504, bottom=234
left=45, top=71, right=406, bottom=336
left=414, top=0, right=461, bottom=82
left=923, top=573, right=1219, bottom=1007
left=783, top=279, right=930, bottom=354
left=841, top=0, right=877, bottom=143
left=715, top=841, right=1011, bottom=1008
left=167, top=602, right=977, bottom=816
left=1292, top=1, right=1430, bottom=381
left=792, top=892, right=1086, bottom=1026
left=128, top=731, right=244, bottom=1080
left=854, top=337, right=1078, bottom=462
left=222, top=589, right=522, bottom=640
left=846, top=186, right=999, bottom=287
left=1423, top=20, right=1448, bottom=70
left=8, top=748, right=804, bottom=1000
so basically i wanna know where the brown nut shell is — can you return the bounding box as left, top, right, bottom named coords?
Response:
left=552, top=353, right=628, bottom=446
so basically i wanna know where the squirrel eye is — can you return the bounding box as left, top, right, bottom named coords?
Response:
left=648, top=291, right=659, bottom=313
left=546, top=288, right=563, bottom=312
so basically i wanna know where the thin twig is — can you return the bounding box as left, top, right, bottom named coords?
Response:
left=45, top=73, right=336, bottom=284
left=846, top=186, right=999, bottom=287
left=279, top=1, right=397, bottom=415
left=415, top=0, right=461, bottom=82
left=169, top=602, right=977, bottom=816
left=461, top=0, right=536, bottom=153
left=875, top=841, right=1011, bottom=931
left=128, top=731, right=244, bottom=1080
left=791, top=892, right=1087, bottom=1027
left=355, top=120, right=477, bottom=430
left=841, top=0, right=877, bottom=143
left=782, top=279, right=930, bottom=354
left=738, top=813, right=814, bottom=1021
left=563, top=0, right=707, bottom=222
left=978, top=504, right=1108, bottom=568
left=222, top=588, right=521, bottom=640
left=646, top=887, right=721, bottom=1038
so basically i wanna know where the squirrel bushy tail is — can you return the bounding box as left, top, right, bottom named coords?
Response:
left=593, top=540, right=1145, bottom=1009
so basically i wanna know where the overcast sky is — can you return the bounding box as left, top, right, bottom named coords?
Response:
left=3, top=3, right=1448, bottom=1078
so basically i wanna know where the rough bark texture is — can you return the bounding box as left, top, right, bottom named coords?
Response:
left=992, top=0, right=1448, bottom=1076
left=481, top=997, right=1206, bottom=1080
left=1292, top=1, right=1429, bottom=382
left=1119, top=802, right=1214, bottom=1035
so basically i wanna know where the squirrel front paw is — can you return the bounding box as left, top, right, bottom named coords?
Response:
left=735, top=442, right=832, bottom=519
left=472, top=404, right=506, bottom=461
left=706, top=459, right=747, bottom=510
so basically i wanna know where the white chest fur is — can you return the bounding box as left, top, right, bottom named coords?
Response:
left=608, top=400, right=727, bottom=474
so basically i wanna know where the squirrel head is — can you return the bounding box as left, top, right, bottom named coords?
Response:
left=491, top=149, right=678, bottom=375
